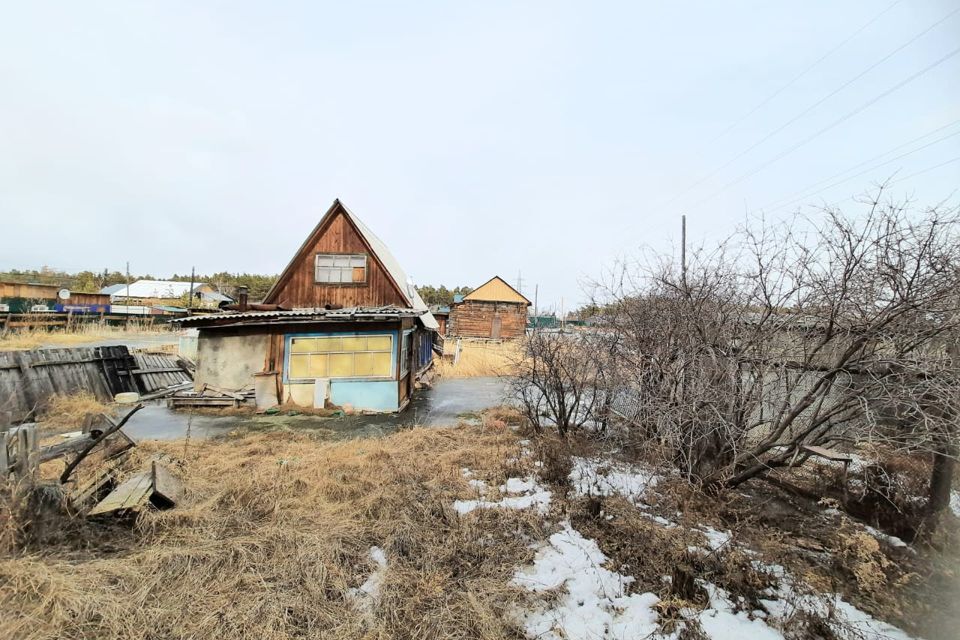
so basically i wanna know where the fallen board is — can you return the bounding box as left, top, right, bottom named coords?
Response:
left=87, top=471, right=153, bottom=515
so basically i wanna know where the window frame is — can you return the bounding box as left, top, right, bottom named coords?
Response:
left=314, top=252, right=368, bottom=285
left=400, top=330, right=413, bottom=378
left=285, top=331, right=395, bottom=382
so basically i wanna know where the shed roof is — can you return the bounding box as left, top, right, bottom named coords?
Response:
left=462, top=276, right=531, bottom=305
left=171, top=306, right=426, bottom=329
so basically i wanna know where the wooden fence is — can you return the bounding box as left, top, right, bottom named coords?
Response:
left=0, top=346, right=191, bottom=424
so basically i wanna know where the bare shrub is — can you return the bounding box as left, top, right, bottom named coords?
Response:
left=587, top=191, right=960, bottom=526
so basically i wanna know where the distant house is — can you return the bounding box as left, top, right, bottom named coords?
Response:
left=102, top=280, right=232, bottom=314
left=0, top=281, right=110, bottom=314
left=449, top=276, right=530, bottom=340
left=172, top=199, right=438, bottom=413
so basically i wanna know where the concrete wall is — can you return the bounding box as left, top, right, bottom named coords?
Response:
left=196, top=332, right=270, bottom=390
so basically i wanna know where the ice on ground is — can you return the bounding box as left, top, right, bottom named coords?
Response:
left=864, top=525, right=910, bottom=550
left=950, top=491, right=960, bottom=517
left=512, top=521, right=661, bottom=640
left=347, top=546, right=388, bottom=616
left=569, top=457, right=662, bottom=504
left=454, top=476, right=551, bottom=515
left=502, top=477, right=537, bottom=493
left=468, top=478, right=488, bottom=492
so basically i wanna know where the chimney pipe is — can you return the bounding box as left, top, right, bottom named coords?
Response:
left=237, top=286, right=249, bottom=312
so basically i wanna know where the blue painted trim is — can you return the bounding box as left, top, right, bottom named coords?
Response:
left=283, top=329, right=399, bottom=384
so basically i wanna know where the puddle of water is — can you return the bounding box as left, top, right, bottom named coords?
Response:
left=122, top=376, right=511, bottom=441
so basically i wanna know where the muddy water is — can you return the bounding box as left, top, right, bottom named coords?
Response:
left=122, top=376, right=511, bottom=442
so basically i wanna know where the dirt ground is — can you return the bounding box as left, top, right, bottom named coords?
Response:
left=1, top=409, right=956, bottom=640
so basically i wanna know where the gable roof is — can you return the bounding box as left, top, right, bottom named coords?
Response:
left=263, top=199, right=438, bottom=330
left=463, top=276, right=531, bottom=305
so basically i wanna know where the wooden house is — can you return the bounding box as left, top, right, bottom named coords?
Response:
left=173, top=200, right=438, bottom=413
left=0, top=281, right=111, bottom=314
left=448, top=276, right=530, bottom=340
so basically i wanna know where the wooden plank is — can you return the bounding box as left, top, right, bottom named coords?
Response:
left=87, top=471, right=153, bottom=515
left=801, top=444, right=853, bottom=463
left=151, top=462, right=182, bottom=507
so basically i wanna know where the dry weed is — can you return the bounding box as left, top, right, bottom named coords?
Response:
left=0, top=322, right=173, bottom=351
left=436, top=341, right=519, bottom=378
left=36, top=392, right=113, bottom=433
left=0, top=425, right=541, bottom=640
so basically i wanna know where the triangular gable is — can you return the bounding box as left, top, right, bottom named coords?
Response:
left=463, top=276, right=531, bottom=305
left=263, top=200, right=438, bottom=330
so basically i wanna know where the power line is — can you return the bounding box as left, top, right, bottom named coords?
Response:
left=707, top=0, right=904, bottom=145
left=757, top=120, right=960, bottom=213
left=657, top=4, right=960, bottom=211
left=685, top=44, right=960, bottom=210
left=890, top=155, right=960, bottom=184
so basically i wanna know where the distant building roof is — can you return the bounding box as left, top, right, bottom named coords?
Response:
left=463, top=276, right=531, bottom=305
left=101, top=280, right=231, bottom=302
left=453, top=294, right=464, bottom=303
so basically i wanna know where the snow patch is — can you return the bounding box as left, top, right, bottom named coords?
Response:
left=454, top=476, right=552, bottom=515
left=512, top=522, right=661, bottom=639
left=347, top=546, right=388, bottom=617
left=950, top=491, right=960, bottom=518
left=569, top=457, right=662, bottom=504
left=863, top=525, right=910, bottom=550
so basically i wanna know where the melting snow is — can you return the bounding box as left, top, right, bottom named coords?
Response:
left=347, top=546, right=388, bottom=618
left=512, top=522, right=661, bottom=639
left=863, top=525, right=910, bottom=550
left=454, top=476, right=552, bottom=515
left=950, top=491, right=960, bottom=517
left=569, top=457, right=662, bottom=504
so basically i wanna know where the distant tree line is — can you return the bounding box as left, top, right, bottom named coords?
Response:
left=415, top=284, right=473, bottom=307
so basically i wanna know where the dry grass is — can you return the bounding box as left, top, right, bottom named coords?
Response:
left=35, top=392, right=113, bottom=434
left=437, top=341, right=520, bottom=378
left=0, top=424, right=545, bottom=640
left=0, top=322, right=173, bottom=351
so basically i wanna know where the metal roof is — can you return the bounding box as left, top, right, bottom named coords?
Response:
left=171, top=306, right=429, bottom=327
left=338, top=202, right=438, bottom=330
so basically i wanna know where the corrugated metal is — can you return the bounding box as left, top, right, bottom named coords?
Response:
left=463, top=276, right=531, bottom=305
left=172, top=306, right=425, bottom=326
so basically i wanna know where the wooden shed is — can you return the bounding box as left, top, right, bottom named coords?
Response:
left=174, top=199, right=438, bottom=413
left=448, top=276, right=530, bottom=340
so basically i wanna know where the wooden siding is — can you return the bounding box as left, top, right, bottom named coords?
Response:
left=463, top=276, right=531, bottom=305
left=449, top=300, right=527, bottom=339
left=0, top=282, right=111, bottom=308
left=264, top=210, right=408, bottom=309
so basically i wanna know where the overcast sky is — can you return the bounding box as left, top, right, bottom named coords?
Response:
left=1, top=1, right=958, bottom=310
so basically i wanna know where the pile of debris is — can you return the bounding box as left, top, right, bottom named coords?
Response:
left=167, top=383, right=255, bottom=409
left=1, top=404, right=182, bottom=517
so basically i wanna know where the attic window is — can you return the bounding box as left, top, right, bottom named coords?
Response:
left=315, top=254, right=367, bottom=284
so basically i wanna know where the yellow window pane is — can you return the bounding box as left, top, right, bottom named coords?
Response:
left=366, top=335, right=392, bottom=351
left=354, top=352, right=376, bottom=376
left=290, top=338, right=316, bottom=353
left=371, top=351, right=392, bottom=376
left=315, top=337, right=342, bottom=352
left=329, top=353, right=354, bottom=377
left=308, top=354, right=328, bottom=377
left=340, top=336, right=367, bottom=352
left=289, top=354, right=310, bottom=378
left=352, top=266, right=366, bottom=282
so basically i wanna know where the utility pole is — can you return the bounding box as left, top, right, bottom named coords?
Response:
left=681, top=214, right=688, bottom=294
left=188, top=266, right=195, bottom=315
left=533, top=284, right=539, bottom=330
left=125, top=261, right=131, bottom=327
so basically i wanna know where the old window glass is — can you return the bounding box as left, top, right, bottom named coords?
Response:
left=288, top=334, right=393, bottom=379
left=315, top=254, right=367, bottom=284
